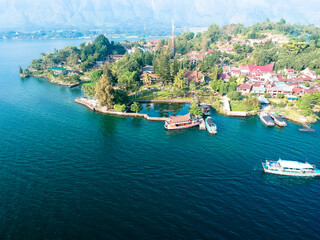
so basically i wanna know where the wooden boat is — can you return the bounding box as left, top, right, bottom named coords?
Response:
left=259, top=112, right=275, bottom=127
left=205, top=116, right=217, bottom=135
left=164, top=113, right=200, bottom=130
left=269, top=111, right=287, bottom=127
left=262, top=159, right=320, bottom=177
left=299, top=123, right=316, bottom=132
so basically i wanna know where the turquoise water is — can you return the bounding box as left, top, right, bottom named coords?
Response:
left=1, top=39, right=320, bottom=239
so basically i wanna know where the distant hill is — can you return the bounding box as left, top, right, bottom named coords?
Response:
left=1, top=0, right=320, bottom=31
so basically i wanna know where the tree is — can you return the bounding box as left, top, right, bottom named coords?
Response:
left=90, top=69, right=103, bottom=82
left=212, top=67, right=218, bottom=81
left=82, top=84, right=96, bottom=97
left=227, top=91, right=242, bottom=100
left=171, top=54, right=179, bottom=77
left=305, top=81, right=310, bottom=87
left=131, top=102, right=142, bottom=113
left=174, top=69, right=185, bottom=89
left=95, top=74, right=114, bottom=108
left=19, top=65, right=23, bottom=74
left=114, top=104, right=126, bottom=112
left=189, top=101, right=202, bottom=116
left=144, top=73, right=151, bottom=85
left=243, top=97, right=261, bottom=111
left=189, top=81, right=196, bottom=91
left=118, top=71, right=139, bottom=91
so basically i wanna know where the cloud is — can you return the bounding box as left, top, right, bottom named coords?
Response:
left=0, top=0, right=320, bottom=30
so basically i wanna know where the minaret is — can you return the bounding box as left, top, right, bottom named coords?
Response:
left=171, top=19, right=175, bottom=55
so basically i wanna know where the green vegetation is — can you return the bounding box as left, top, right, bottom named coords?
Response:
left=227, top=91, right=242, bottom=100
left=95, top=74, right=114, bottom=108
left=189, top=101, right=202, bottom=116
left=131, top=102, right=142, bottom=113
left=230, top=97, right=261, bottom=111
left=114, top=104, right=126, bottom=112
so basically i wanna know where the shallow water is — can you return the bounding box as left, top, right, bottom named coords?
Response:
left=0, top=39, right=320, bottom=239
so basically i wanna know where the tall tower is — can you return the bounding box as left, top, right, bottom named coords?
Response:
left=171, top=19, right=175, bottom=55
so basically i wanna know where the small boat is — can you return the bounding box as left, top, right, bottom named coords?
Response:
left=262, top=159, right=320, bottom=177
left=164, top=113, right=200, bottom=130
left=205, top=116, right=217, bottom=135
left=201, top=104, right=211, bottom=116
left=259, top=112, right=275, bottom=127
left=269, top=111, right=287, bottom=127
left=299, top=123, right=316, bottom=132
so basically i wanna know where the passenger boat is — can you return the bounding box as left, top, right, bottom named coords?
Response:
left=205, top=116, right=217, bottom=135
left=269, top=111, right=287, bottom=127
left=262, top=159, right=320, bottom=177
left=201, top=104, right=211, bottom=116
left=164, top=113, right=200, bottom=130
left=259, top=112, right=275, bottom=126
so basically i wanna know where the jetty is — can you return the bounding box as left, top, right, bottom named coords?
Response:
left=75, top=98, right=170, bottom=122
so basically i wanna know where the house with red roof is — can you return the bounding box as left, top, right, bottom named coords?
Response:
left=184, top=71, right=205, bottom=84
left=237, top=83, right=252, bottom=94
left=140, top=72, right=160, bottom=84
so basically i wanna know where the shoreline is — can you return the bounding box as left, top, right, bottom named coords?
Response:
left=21, top=74, right=83, bottom=88
left=75, top=97, right=318, bottom=125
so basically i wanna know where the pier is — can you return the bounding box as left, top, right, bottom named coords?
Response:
left=75, top=98, right=170, bottom=122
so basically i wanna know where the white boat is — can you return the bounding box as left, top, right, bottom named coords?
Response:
left=269, top=112, right=287, bottom=127
left=205, top=116, right=217, bottom=135
left=259, top=112, right=275, bottom=127
left=262, top=159, right=320, bottom=177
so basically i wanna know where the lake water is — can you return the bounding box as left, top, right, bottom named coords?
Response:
left=0, top=39, right=320, bottom=239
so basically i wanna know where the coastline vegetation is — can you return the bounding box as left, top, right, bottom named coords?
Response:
left=22, top=19, right=320, bottom=122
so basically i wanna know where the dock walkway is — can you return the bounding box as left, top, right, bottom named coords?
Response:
left=75, top=98, right=170, bottom=122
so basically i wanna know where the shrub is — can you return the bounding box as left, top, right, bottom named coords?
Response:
left=114, top=104, right=126, bottom=112
left=227, top=91, right=242, bottom=100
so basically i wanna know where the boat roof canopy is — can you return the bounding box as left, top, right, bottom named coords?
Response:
left=169, top=113, right=190, bottom=123
left=206, top=117, right=214, bottom=124
left=278, top=159, right=314, bottom=169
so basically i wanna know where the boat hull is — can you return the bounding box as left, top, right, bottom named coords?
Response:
left=205, top=118, right=217, bottom=135
left=164, top=122, right=199, bottom=130
left=262, top=162, right=320, bottom=177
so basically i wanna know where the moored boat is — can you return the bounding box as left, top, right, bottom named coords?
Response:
left=164, top=113, right=200, bottom=130
left=201, top=104, right=211, bottom=116
left=299, top=124, right=316, bottom=132
left=262, top=159, right=320, bottom=177
left=205, top=116, right=217, bottom=135
left=259, top=112, right=275, bottom=127
left=269, top=111, right=287, bottom=127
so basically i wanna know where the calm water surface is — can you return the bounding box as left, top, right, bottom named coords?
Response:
left=0, top=39, right=320, bottom=239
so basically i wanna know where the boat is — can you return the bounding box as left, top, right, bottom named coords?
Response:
left=299, top=123, right=316, bottom=132
left=262, top=159, right=320, bottom=177
left=201, top=104, right=211, bottom=116
left=164, top=113, right=200, bottom=130
left=259, top=112, right=275, bottom=127
left=205, top=116, right=217, bottom=135
left=269, top=111, right=287, bottom=127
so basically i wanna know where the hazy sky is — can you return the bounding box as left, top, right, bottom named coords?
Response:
left=0, top=0, right=320, bottom=30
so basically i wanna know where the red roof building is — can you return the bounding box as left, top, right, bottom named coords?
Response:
left=247, top=62, right=274, bottom=73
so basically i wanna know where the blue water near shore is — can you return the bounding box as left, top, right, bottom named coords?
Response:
left=1, top=39, right=320, bottom=239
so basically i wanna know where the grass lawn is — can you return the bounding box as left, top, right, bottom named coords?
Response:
left=230, top=100, right=248, bottom=111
